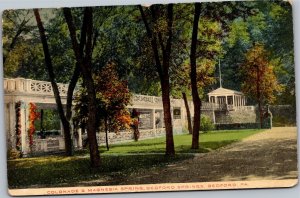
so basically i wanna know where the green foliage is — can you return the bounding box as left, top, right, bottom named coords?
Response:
left=200, top=115, right=215, bottom=132
left=272, top=115, right=295, bottom=127
left=34, top=109, right=61, bottom=131
left=3, top=2, right=294, bottom=106
left=227, top=18, right=250, bottom=48
left=220, top=1, right=294, bottom=107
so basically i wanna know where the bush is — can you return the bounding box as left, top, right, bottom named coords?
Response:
left=7, top=149, right=21, bottom=160
left=215, top=123, right=261, bottom=130
left=200, top=115, right=215, bottom=132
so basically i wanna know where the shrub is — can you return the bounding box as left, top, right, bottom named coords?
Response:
left=7, top=149, right=21, bottom=160
left=200, top=115, right=215, bottom=132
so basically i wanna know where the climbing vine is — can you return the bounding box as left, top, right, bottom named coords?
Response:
left=28, top=103, right=40, bottom=146
left=15, top=101, right=22, bottom=150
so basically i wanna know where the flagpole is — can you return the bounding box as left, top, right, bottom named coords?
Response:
left=219, top=59, right=222, bottom=88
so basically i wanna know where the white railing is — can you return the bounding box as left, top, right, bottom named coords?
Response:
left=4, top=78, right=255, bottom=111
left=132, top=94, right=162, bottom=104
left=4, top=78, right=69, bottom=96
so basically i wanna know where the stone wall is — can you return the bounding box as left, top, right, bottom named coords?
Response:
left=94, top=128, right=167, bottom=145
left=28, top=128, right=173, bottom=155
left=215, top=108, right=257, bottom=124
left=269, top=105, right=296, bottom=126
left=82, top=126, right=185, bottom=146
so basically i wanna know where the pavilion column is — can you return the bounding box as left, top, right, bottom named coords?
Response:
left=160, top=110, right=165, bottom=128
left=225, top=95, right=228, bottom=105
left=151, top=109, right=156, bottom=129
left=212, top=110, right=216, bottom=124
left=20, top=102, right=29, bottom=156
left=232, top=95, right=235, bottom=106
left=233, top=96, right=235, bottom=106
left=77, top=128, right=83, bottom=149
left=8, top=102, right=16, bottom=150
left=60, top=121, right=64, bottom=135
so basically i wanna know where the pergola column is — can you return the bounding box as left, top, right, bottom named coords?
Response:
left=20, top=102, right=29, bottom=156
left=77, top=128, right=83, bottom=149
left=151, top=109, right=156, bottom=129
left=8, top=102, right=16, bottom=149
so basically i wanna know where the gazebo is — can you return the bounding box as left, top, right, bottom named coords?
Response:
left=208, top=87, right=247, bottom=108
left=208, top=60, right=247, bottom=109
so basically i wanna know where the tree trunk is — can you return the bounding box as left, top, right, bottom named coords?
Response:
left=182, top=92, right=193, bottom=134
left=161, top=79, right=175, bottom=156
left=256, top=65, right=263, bottom=128
left=34, top=9, right=73, bottom=156
left=105, top=117, right=109, bottom=151
left=63, top=8, right=101, bottom=168
left=139, top=5, right=175, bottom=156
left=40, top=109, right=44, bottom=132
left=162, top=4, right=175, bottom=156
left=190, top=3, right=202, bottom=149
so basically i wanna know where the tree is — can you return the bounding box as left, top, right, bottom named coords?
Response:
left=138, top=4, right=175, bottom=156
left=73, top=62, right=132, bottom=151
left=94, top=63, right=131, bottom=150
left=190, top=3, right=202, bottom=149
left=241, top=43, right=283, bottom=128
left=220, top=1, right=294, bottom=102
left=63, top=7, right=101, bottom=167
left=33, top=9, right=80, bottom=156
left=2, top=10, right=34, bottom=66
left=189, top=3, right=223, bottom=149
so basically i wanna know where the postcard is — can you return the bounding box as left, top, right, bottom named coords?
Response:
left=2, top=0, right=297, bottom=196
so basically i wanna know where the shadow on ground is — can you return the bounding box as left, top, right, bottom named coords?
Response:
left=116, top=138, right=298, bottom=185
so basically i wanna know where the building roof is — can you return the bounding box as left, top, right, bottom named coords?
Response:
left=208, top=87, right=244, bottom=96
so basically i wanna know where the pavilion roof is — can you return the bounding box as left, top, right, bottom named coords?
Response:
left=208, top=87, right=244, bottom=96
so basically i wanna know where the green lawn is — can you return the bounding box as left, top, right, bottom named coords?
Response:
left=99, top=129, right=263, bottom=153
left=8, top=129, right=263, bottom=189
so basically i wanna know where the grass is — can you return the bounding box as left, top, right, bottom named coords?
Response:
left=8, top=154, right=191, bottom=188
left=98, top=129, right=263, bottom=154
left=8, top=129, right=263, bottom=189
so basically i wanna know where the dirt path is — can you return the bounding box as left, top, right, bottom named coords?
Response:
left=119, top=127, right=298, bottom=184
